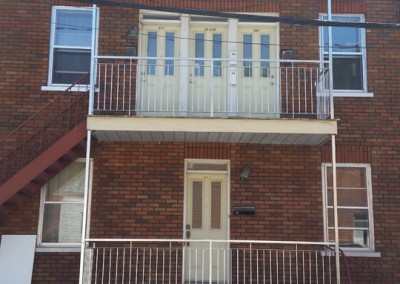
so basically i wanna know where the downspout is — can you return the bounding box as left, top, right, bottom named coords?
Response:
left=327, top=0, right=340, bottom=283
left=79, top=4, right=97, bottom=284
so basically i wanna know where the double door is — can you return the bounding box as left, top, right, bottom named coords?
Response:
left=140, top=22, right=277, bottom=117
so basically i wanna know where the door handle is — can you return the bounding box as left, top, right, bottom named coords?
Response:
left=186, top=225, right=191, bottom=246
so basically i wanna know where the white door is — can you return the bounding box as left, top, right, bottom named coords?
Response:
left=138, top=25, right=180, bottom=116
left=185, top=173, right=228, bottom=283
left=238, top=27, right=278, bottom=118
left=189, top=26, right=228, bottom=116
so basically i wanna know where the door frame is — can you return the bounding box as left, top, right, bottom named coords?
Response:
left=183, top=159, right=231, bottom=282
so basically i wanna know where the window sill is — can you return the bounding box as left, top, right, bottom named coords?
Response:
left=41, top=85, right=90, bottom=92
left=341, top=250, right=381, bottom=258
left=332, top=91, right=374, bottom=98
left=36, top=245, right=81, bottom=253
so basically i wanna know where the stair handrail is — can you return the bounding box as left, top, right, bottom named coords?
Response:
left=0, top=73, right=90, bottom=184
left=0, top=73, right=90, bottom=146
left=324, top=245, right=388, bottom=283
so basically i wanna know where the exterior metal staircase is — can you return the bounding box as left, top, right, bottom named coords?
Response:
left=0, top=75, right=90, bottom=216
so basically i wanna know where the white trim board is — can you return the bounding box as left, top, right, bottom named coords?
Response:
left=0, top=235, right=37, bottom=284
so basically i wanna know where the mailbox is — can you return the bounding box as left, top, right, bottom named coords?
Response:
left=232, top=206, right=256, bottom=215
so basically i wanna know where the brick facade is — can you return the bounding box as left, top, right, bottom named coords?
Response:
left=0, top=0, right=399, bottom=282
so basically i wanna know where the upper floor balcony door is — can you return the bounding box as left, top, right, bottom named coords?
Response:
left=139, top=24, right=181, bottom=116
left=189, top=25, right=228, bottom=116
left=137, top=14, right=280, bottom=118
left=238, top=26, right=278, bottom=118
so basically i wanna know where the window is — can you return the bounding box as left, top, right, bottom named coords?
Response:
left=322, top=164, right=375, bottom=251
left=48, top=7, right=95, bottom=86
left=320, top=15, right=367, bottom=93
left=38, top=160, right=86, bottom=246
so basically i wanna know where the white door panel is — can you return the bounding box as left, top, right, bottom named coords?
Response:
left=189, top=26, right=228, bottom=116
left=139, top=25, right=180, bottom=116
left=185, top=173, right=228, bottom=282
left=238, top=27, right=278, bottom=118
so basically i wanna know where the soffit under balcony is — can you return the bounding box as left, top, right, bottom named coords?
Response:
left=87, top=116, right=337, bottom=145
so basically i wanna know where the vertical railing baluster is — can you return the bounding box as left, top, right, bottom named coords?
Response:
left=129, top=242, right=132, bottom=284
left=283, top=250, right=286, bottom=284
left=108, top=248, right=112, bottom=284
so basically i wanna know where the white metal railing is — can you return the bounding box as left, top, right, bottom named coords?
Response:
left=82, top=239, right=337, bottom=283
left=90, top=56, right=331, bottom=119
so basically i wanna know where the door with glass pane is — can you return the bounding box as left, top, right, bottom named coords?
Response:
left=185, top=173, right=228, bottom=283
left=189, top=26, right=227, bottom=116
left=238, top=27, right=277, bottom=117
left=139, top=25, right=180, bottom=116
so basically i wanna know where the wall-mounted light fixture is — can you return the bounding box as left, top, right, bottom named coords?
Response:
left=281, top=50, right=293, bottom=60
left=127, top=26, right=138, bottom=39
left=240, top=167, right=251, bottom=180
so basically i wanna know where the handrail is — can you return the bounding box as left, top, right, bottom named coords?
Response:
left=95, top=55, right=329, bottom=65
left=324, top=246, right=389, bottom=284
left=0, top=73, right=89, bottom=145
left=0, top=73, right=90, bottom=185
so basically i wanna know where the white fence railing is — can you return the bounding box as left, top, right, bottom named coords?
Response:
left=82, top=239, right=337, bottom=284
left=90, top=57, right=331, bottom=119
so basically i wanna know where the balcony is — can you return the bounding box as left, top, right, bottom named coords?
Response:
left=82, top=239, right=338, bottom=283
left=87, top=57, right=337, bottom=145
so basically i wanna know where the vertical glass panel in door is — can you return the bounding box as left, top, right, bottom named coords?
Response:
left=238, top=28, right=277, bottom=118
left=243, top=34, right=253, bottom=77
left=164, top=32, right=175, bottom=75
left=195, top=33, right=205, bottom=76
left=147, top=32, right=157, bottom=75
left=139, top=26, right=180, bottom=116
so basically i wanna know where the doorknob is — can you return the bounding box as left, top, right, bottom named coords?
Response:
left=186, top=230, right=191, bottom=239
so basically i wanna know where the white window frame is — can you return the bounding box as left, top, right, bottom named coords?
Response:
left=42, top=6, right=99, bottom=91
left=37, top=158, right=92, bottom=251
left=319, top=14, right=373, bottom=97
left=321, top=163, right=380, bottom=257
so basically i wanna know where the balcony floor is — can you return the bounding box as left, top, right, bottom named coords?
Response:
left=87, top=116, right=337, bottom=145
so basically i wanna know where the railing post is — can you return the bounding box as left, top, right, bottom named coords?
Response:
left=209, top=241, right=213, bottom=283
left=88, top=4, right=97, bottom=116
left=210, top=59, right=214, bottom=117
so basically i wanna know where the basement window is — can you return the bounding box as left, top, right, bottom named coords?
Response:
left=37, top=160, right=88, bottom=248
left=321, top=163, right=379, bottom=256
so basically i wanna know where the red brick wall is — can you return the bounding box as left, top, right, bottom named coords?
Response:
left=0, top=0, right=399, bottom=282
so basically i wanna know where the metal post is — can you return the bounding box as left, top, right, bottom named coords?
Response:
left=79, top=5, right=97, bottom=283
left=327, top=1, right=340, bottom=282
left=331, top=134, right=340, bottom=284
left=327, top=0, right=334, bottom=120
left=79, top=130, right=93, bottom=284
left=89, top=4, right=98, bottom=116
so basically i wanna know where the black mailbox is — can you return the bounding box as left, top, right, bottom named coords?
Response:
left=232, top=206, right=256, bottom=215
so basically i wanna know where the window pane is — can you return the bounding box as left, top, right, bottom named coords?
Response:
left=42, top=203, right=83, bottom=243
left=243, top=34, right=252, bottom=77
left=327, top=166, right=366, bottom=188
left=323, top=16, right=362, bottom=53
left=46, top=162, right=85, bottom=201
left=327, top=188, right=368, bottom=207
left=328, top=228, right=369, bottom=248
left=328, top=208, right=369, bottom=228
left=164, top=32, right=175, bottom=75
left=194, top=33, right=205, bottom=76
left=192, top=181, right=203, bottom=229
left=55, top=10, right=92, bottom=47
left=52, top=49, right=90, bottom=84
left=332, top=55, right=363, bottom=90
left=211, top=181, right=221, bottom=229
left=147, top=32, right=157, bottom=75
left=213, top=34, right=222, bottom=77
left=260, top=35, right=270, bottom=77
